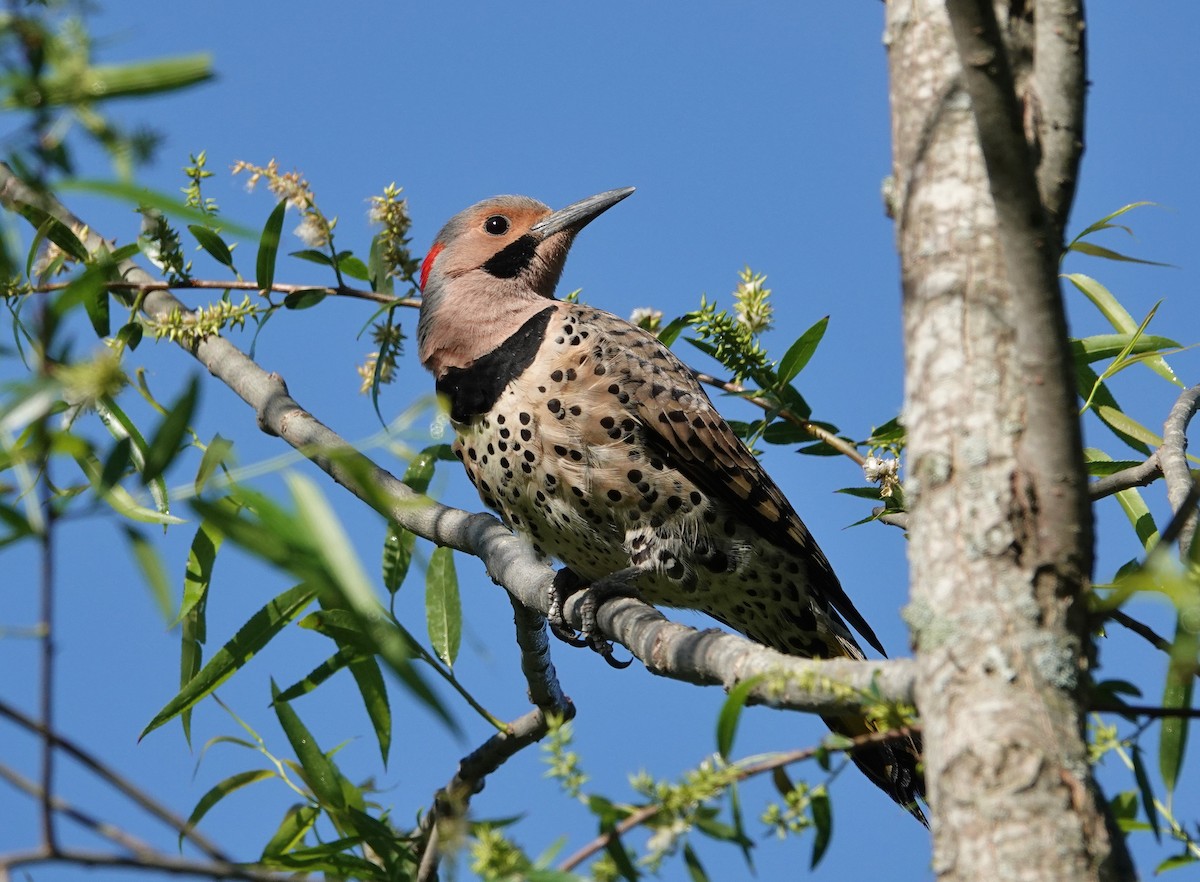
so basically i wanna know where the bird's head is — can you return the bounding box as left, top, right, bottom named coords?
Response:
left=417, top=187, right=634, bottom=376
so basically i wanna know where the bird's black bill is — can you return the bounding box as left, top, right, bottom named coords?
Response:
left=530, top=186, right=636, bottom=239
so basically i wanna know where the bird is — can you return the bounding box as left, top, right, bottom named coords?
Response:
left=417, top=187, right=926, bottom=823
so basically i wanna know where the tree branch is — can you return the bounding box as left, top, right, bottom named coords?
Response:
left=1159, top=382, right=1200, bottom=557
left=0, top=847, right=311, bottom=882
left=0, top=698, right=232, bottom=863
left=0, top=162, right=918, bottom=714
left=1032, top=0, right=1086, bottom=244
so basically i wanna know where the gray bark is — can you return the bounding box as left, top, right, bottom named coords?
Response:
left=884, top=1, right=1133, bottom=879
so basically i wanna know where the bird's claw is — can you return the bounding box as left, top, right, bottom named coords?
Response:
left=547, top=567, right=634, bottom=667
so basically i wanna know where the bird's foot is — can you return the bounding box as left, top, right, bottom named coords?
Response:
left=547, top=567, right=638, bottom=669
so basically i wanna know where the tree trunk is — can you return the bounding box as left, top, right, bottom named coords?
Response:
left=884, top=2, right=1133, bottom=879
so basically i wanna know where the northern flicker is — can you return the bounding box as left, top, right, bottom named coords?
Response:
left=417, top=187, right=925, bottom=822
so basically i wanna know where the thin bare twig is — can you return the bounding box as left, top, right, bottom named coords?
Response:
left=0, top=699, right=231, bottom=862
left=1089, top=455, right=1162, bottom=500
left=1159, top=382, right=1200, bottom=557
left=693, top=371, right=867, bottom=465
left=0, top=847, right=309, bottom=882
left=31, top=278, right=417, bottom=308
left=0, top=763, right=156, bottom=856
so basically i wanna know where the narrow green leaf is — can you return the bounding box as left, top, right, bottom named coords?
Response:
left=179, top=598, right=204, bottom=745
left=348, top=655, right=392, bottom=767
left=60, top=179, right=255, bottom=238
left=682, top=843, right=710, bottom=882
left=283, top=289, right=327, bottom=310
left=1095, top=406, right=1162, bottom=451
left=115, top=322, right=143, bottom=351
left=271, top=680, right=347, bottom=812
left=1159, top=628, right=1195, bottom=794
left=256, top=200, right=288, bottom=293
left=716, top=675, right=764, bottom=760
left=17, top=205, right=89, bottom=261
left=180, top=516, right=222, bottom=622
left=1068, top=202, right=1156, bottom=243
left=1068, top=241, right=1172, bottom=267
left=194, top=434, right=233, bottom=494
left=123, top=526, right=173, bottom=623
left=1064, top=275, right=1178, bottom=385
left=1071, top=333, right=1181, bottom=365
left=141, top=584, right=317, bottom=738
left=336, top=254, right=371, bottom=282
left=425, top=546, right=461, bottom=667
left=809, top=788, right=832, bottom=868
left=761, top=420, right=812, bottom=445
left=142, top=375, right=200, bottom=483
left=99, top=437, right=133, bottom=493
left=382, top=523, right=416, bottom=595
left=656, top=315, right=689, bottom=347
left=82, top=273, right=111, bottom=337
left=261, top=804, right=320, bottom=858
left=180, top=769, right=275, bottom=846
left=284, top=474, right=454, bottom=728
left=1114, top=487, right=1159, bottom=550
left=1128, top=744, right=1161, bottom=841
left=777, top=316, right=829, bottom=386
left=189, top=224, right=236, bottom=269
left=275, top=647, right=363, bottom=702
left=367, top=233, right=394, bottom=294
left=289, top=248, right=334, bottom=266
left=1157, top=854, right=1200, bottom=873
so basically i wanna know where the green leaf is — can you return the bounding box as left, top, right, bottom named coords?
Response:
left=1114, top=487, right=1159, bottom=550
left=194, top=434, right=233, bottom=494
left=256, top=200, right=287, bottom=294
left=682, top=843, right=710, bottom=882
left=271, top=680, right=347, bottom=812
left=283, top=289, right=327, bottom=310
left=115, top=322, right=143, bottom=351
left=289, top=248, right=334, bottom=266
left=761, top=420, right=812, bottom=445
left=141, top=375, right=200, bottom=484
left=16, top=204, right=89, bottom=262
left=425, top=546, right=461, bottom=667
left=1157, top=854, right=1200, bottom=873
left=123, top=526, right=173, bottom=623
left=189, top=224, right=236, bottom=269
left=60, top=179, right=255, bottom=238
left=777, top=316, right=829, bottom=386
left=382, top=523, right=416, bottom=596
left=141, top=584, right=317, bottom=738
left=716, top=675, right=764, bottom=760
left=1159, top=628, right=1195, bottom=794
left=284, top=475, right=455, bottom=729
left=656, top=315, right=689, bottom=347
left=275, top=646, right=364, bottom=702
left=1095, top=406, right=1162, bottom=452
left=367, top=234, right=395, bottom=294
left=1071, top=333, right=1181, bottom=365
left=82, top=272, right=110, bottom=337
left=1067, top=240, right=1172, bottom=267
left=1129, top=743, right=1161, bottom=841
left=809, top=788, right=832, bottom=868
left=181, top=769, right=275, bottom=847
left=1064, top=274, right=1179, bottom=386
left=262, top=804, right=320, bottom=858
left=348, top=655, right=392, bottom=767
left=336, top=254, right=371, bottom=282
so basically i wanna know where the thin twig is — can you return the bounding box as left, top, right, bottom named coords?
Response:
left=0, top=699, right=231, bottom=862
left=0, top=847, right=309, bottom=882
left=1159, top=382, right=1200, bottom=557
left=1089, top=455, right=1162, bottom=500
left=30, top=278, right=417, bottom=308
left=0, top=762, right=157, bottom=856
left=416, top=708, right=557, bottom=882
left=557, top=725, right=923, bottom=873
left=693, top=372, right=867, bottom=465
left=1092, top=703, right=1200, bottom=720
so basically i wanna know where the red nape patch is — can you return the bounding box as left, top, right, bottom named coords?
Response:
left=419, top=242, right=444, bottom=291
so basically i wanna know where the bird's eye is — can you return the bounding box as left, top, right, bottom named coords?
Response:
left=484, top=215, right=510, bottom=235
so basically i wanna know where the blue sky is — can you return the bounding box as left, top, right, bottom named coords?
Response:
left=2, top=3, right=1198, bottom=881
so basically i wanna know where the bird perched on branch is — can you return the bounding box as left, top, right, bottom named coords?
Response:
left=417, top=187, right=925, bottom=822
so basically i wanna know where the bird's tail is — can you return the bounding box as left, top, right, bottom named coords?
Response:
left=821, top=712, right=927, bottom=826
